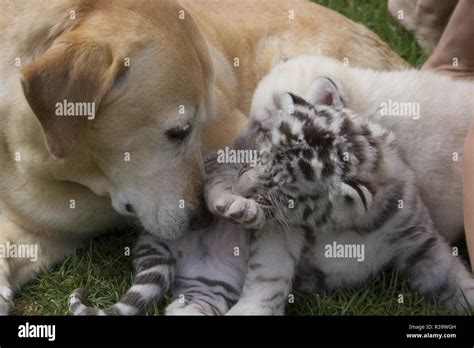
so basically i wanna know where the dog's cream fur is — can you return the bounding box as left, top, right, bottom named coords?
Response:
left=0, top=0, right=407, bottom=314
left=250, top=55, right=474, bottom=241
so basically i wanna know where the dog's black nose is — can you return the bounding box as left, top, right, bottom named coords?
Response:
left=125, top=204, right=135, bottom=214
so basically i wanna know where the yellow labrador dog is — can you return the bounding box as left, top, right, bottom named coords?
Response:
left=0, top=0, right=407, bottom=314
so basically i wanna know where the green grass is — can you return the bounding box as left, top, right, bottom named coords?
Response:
left=314, top=0, right=428, bottom=67
left=12, top=229, right=469, bottom=315
left=12, top=0, right=466, bottom=315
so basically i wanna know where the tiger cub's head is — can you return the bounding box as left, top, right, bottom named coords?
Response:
left=234, top=77, right=396, bottom=226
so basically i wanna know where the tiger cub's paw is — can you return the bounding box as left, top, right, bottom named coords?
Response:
left=212, top=194, right=266, bottom=229
left=0, top=286, right=13, bottom=315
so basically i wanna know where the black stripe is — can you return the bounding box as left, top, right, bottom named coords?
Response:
left=177, top=276, right=240, bottom=296
left=154, top=240, right=174, bottom=255
left=345, top=180, right=367, bottom=210
left=138, top=257, right=176, bottom=269
left=360, top=124, right=372, bottom=137
left=249, top=262, right=263, bottom=270
left=314, top=202, right=333, bottom=227
left=303, top=123, right=335, bottom=150
left=278, top=121, right=297, bottom=142
left=184, top=290, right=233, bottom=314
left=349, top=137, right=367, bottom=164
left=120, top=291, right=146, bottom=310
left=134, top=249, right=167, bottom=259
left=301, top=224, right=316, bottom=245
left=134, top=244, right=156, bottom=254
left=175, top=285, right=237, bottom=309
left=134, top=272, right=166, bottom=286
left=388, top=225, right=420, bottom=245
left=254, top=275, right=287, bottom=283
left=285, top=162, right=295, bottom=180
left=405, top=236, right=438, bottom=269
left=339, top=118, right=353, bottom=135
left=389, top=222, right=427, bottom=245
left=207, top=289, right=238, bottom=309
left=302, top=207, right=313, bottom=221
left=317, top=109, right=334, bottom=123
left=288, top=93, right=314, bottom=109
left=302, top=148, right=313, bottom=159
left=298, top=158, right=315, bottom=181
left=352, top=181, right=403, bottom=234
left=321, top=157, right=335, bottom=177
left=292, top=110, right=310, bottom=123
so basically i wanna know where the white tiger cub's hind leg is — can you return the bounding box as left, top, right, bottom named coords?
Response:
left=204, top=158, right=301, bottom=315
left=226, top=227, right=304, bottom=315
left=165, top=220, right=247, bottom=316
left=395, top=229, right=474, bottom=313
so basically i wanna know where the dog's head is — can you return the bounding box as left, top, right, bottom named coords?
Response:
left=19, top=1, right=215, bottom=239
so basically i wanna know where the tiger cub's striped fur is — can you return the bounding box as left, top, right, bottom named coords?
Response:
left=69, top=234, right=176, bottom=315
left=69, top=78, right=474, bottom=315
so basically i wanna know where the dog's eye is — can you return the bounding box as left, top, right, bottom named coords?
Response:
left=165, top=123, right=193, bottom=142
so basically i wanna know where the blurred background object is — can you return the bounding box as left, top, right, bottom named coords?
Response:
left=389, top=0, right=474, bottom=80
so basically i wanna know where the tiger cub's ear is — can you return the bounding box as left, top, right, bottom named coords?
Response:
left=280, top=92, right=295, bottom=113
left=305, top=77, right=344, bottom=109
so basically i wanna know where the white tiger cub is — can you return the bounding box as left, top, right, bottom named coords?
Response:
left=69, top=72, right=474, bottom=315
left=246, top=55, right=474, bottom=243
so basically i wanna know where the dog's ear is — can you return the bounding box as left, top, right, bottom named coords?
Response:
left=20, top=33, right=128, bottom=158
left=305, top=77, right=344, bottom=109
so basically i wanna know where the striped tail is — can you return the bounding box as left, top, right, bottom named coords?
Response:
left=69, top=233, right=177, bottom=315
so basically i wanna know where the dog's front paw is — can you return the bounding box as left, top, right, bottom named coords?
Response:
left=212, top=194, right=265, bottom=229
